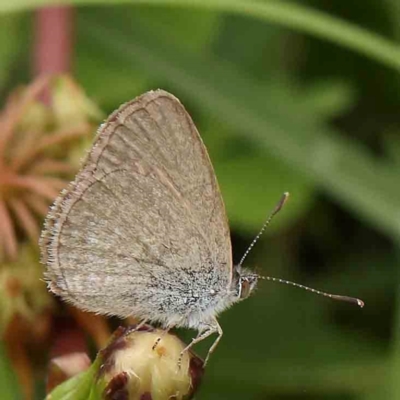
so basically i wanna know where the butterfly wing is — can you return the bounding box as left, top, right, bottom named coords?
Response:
left=40, top=90, right=232, bottom=319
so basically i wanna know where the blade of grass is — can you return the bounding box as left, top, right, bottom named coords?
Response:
left=2, top=0, right=400, bottom=73
left=78, top=10, right=400, bottom=241
left=388, top=248, right=400, bottom=399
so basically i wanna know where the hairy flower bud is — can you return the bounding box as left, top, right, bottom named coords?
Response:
left=100, top=325, right=204, bottom=400
left=46, top=325, right=204, bottom=400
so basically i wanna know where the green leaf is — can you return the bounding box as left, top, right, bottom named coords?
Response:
left=0, top=13, right=27, bottom=89
left=76, top=7, right=220, bottom=107
left=76, top=9, right=400, bottom=240
left=202, top=122, right=314, bottom=232
left=2, top=0, right=400, bottom=75
left=0, top=343, right=22, bottom=400
left=45, top=358, right=103, bottom=400
left=297, top=79, right=357, bottom=120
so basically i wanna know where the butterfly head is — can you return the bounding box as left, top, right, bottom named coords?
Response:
left=232, top=265, right=258, bottom=301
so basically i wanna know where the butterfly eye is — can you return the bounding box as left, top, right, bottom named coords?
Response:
left=240, top=279, right=251, bottom=299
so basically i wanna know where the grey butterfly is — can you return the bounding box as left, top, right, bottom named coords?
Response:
left=40, top=90, right=363, bottom=365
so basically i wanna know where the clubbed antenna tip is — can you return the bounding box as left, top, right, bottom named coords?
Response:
left=258, top=276, right=364, bottom=308
left=330, top=294, right=364, bottom=308
left=275, top=192, right=289, bottom=213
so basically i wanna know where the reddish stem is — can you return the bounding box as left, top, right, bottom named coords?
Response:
left=33, top=6, right=74, bottom=102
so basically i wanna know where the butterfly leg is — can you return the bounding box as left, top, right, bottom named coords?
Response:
left=152, top=326, right=174, bottom=351
left=178, top=318, right=221, bottom=368
left=204, top=319, right=223, bottom=366
left=126, top=318, right=148, bottom=334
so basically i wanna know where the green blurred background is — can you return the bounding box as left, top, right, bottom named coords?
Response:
left=1, top=0, right=400, bottom=399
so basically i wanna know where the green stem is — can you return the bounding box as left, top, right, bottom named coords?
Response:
left=2, top=0, right=400, bottom=72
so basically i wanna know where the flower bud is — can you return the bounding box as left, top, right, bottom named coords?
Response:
left=100, top=325, right=204, bottom=400
left=45, top=325, right=204, bottom=400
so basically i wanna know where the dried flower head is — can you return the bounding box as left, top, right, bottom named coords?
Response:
left=0, top=75, right=103, bottom=398
left=0, top=75, right=101, bottom=261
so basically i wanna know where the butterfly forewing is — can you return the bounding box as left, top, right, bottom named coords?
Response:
left=40, top=90, right=232, bottom=319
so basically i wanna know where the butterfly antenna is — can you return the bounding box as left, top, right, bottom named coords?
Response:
left=238, top=192, right=289, bottom=267
left=258, top=276, right=364, bottom=308
left=239, top=192, right=364, bottom=308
